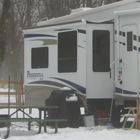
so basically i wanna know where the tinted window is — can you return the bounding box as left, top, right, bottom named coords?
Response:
left=127, top=32, right=133, bottom=51
left=31, top=47, right=48, bottom=69
left=93, top=30, right=110, bottom=72
left=58, top=31, right=77, bottom=73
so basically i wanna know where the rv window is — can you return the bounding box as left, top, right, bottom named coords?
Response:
left=58, top=31, right=77, bottom=73
left=127, top=32, right=133, bottom=51
left=93, top=30, right=110, bottom=72
left=31, top=47, right=48, bottom=69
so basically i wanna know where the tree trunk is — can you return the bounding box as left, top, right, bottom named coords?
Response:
left=0, top=0, right=11, bottom=66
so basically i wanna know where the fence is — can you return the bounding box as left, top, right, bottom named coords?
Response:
left=0, top=80, right=24, bottom=106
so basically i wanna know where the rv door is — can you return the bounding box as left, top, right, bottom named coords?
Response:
left=86, top=23, right=114, bottom=99
left=118, top=24, right=139, bottom=96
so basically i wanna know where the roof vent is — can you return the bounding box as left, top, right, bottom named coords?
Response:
left=40, top=17, right=48, bottom=22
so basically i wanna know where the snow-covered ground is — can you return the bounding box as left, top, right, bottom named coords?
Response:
left=0, top=125, right=140, bottom=140
left=0, top=89, right=140, bottom=139
left=0, top=88, right=16, bottom=103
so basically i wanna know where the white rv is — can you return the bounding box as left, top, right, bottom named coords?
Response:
left=23, top=0, right=140, bottom=121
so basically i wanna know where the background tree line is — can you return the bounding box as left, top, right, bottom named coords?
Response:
left=0, top=0, right=120, bottom=81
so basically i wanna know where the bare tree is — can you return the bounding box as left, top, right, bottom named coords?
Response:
left=0, top=0, right=3, bottom=15
left=0, top=0, right=11, bottom=66
left=1, top=0, right=121, bottom=80
left=41, top=0, right=82, bottom=19
left=4, top=0, right=41, bottom=80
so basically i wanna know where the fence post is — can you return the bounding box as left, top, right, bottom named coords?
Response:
left=17, top=82, right=22, bottom=106
left=0, top=80, right=24, bottom=107
left=21, top=75, right=24, bottom=105
left=8, top=76, right=10, bottom=115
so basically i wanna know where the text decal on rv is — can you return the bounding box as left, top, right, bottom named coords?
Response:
left=27, top=71, right=43, bottom=78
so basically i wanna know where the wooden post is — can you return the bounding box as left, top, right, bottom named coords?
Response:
left=8, top=76, right=10, bottom=115
left=15, top=81, right=18, bottom=118
left=21, top=75, right=24, bottom=105
left=21, top=75, right=25, bottom=118
left=17, top=83, right=21, bottom=106
left=0, top=80, right=25, bottom=107
left=29, top=108, right=32, bottom=114
left=136, top=98, right=140, bottom=129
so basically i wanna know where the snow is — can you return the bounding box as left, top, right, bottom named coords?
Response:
left=1, top=126, right=140, bottom=140
left=0, top=88, right=17, bottom=104
left=0, top=88, right=15, bottom=92
left=0, top=89, right=140, bottom=139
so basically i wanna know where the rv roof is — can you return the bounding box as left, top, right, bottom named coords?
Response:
left=22, top=19, right=85, bottom=31
left=37, top=0, right=140, bottom=26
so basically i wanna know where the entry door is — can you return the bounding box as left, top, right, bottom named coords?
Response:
left=120, top=25, right=138, bottom=95
left=86, top=23, right=114, bottom=99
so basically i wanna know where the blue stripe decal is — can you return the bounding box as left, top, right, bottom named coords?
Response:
left=122, top=42, right=125, bottom=46
left=24, top=34, right=56, bottom=38
left=51, top=77, right=86, bottom=94
left=134, top=46, right=137, bottom=50
left=115, top=87, right=122, bottom=93
left=119, top=42, right=125, bottom=46
left=121, top=42, right=125, bottom=46
left=115, top=87, right=137, bottom=94
left=116, top=41, right=140, bottom=51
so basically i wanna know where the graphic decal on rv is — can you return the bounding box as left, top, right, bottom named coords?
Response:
left=117, top=41, right=138, bottom=51
left=118, top=41, right=139, bottom=51
left=30, top=39, right=57, bottom=46
left=115, top=30, right=140, bottom=51
left=51, top=77, right=86, bottom=94
left=134, top=35, right=137, bottom=41
left=115, top=30, right=125, bottom=36
left=28, top=80, right=86, bottom=95
left=77, top=29, right=86, bottom=34
left=134, top=46, right=137, bottom=51
left=54, top=29, right=72, bottom=31
left=119, top=41, right=125, bottom=46
left=29, top=80, right=65, bottom=88
left=78, top=45, right=85, bottom=49
left=27, top=71, right=43, bottom=78
left=115, top=87, right=137, bottom=95
left=24, top=34, right=56, bottom=38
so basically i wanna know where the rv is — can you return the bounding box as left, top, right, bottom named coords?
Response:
left=22, top=0, right=140, bottom=122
